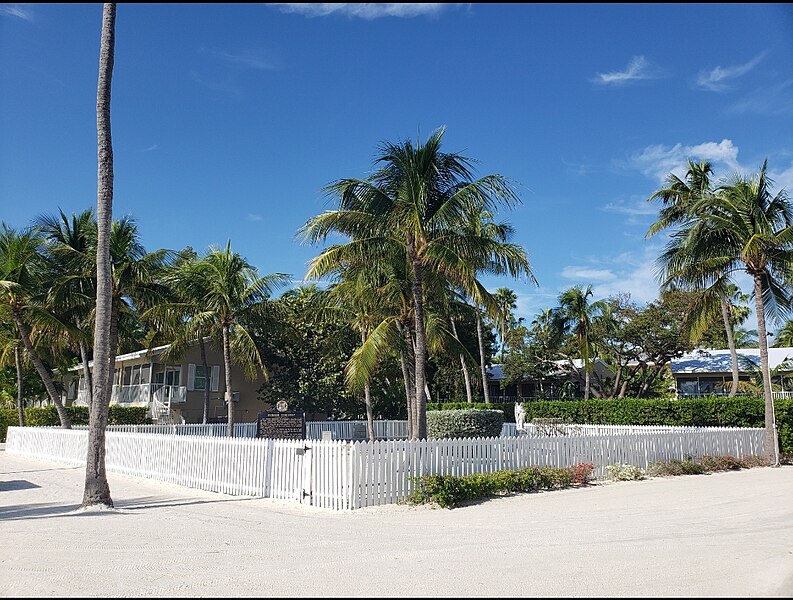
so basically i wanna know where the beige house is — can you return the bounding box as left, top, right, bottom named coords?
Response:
left=63, top=340, right=269, bottom=424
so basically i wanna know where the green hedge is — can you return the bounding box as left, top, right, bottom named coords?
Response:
left=426, top=409, right=504, bottom=439
left=0, top=406, right=150, bottom=442
left=407, top=463, right=595, bottom=508
left=430, top=397, right=793, bottom=452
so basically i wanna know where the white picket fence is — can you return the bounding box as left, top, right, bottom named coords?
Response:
left=6, top=425, right=764, bottom=510
left=93, top=421, right=715, bottom=440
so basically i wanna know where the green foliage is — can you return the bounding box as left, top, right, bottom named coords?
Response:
left=426, top=409, right=504, bottom=439
left=647, top=454, right=771, bottom=477
left=428, top=402, right=515, bottom=422
left=406, top=463, right=595, bottom=508
left=606, top=463, right=646, bottom=481
left=0, top=405, right=150, bottom=441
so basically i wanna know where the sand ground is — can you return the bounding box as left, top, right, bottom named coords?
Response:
left=1, top=448, right=792, bottom=598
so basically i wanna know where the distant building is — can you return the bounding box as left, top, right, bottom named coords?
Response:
left=670, top=347, right=793, bottom=399
left=485, top=359, right=616, bottom=402
left=61, top=340, right=269, bottom=424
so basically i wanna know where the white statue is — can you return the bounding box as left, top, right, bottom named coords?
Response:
left=514, top=401, right=526, bottom=433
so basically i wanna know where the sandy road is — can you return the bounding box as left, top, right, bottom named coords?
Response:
left=1, top=450, right=792, bottom=597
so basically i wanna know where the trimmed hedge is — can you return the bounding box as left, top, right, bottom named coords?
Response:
left=406, top=463, right=595, bottom=508
left=427, top=409, right=504, bottom=439
left=0, top=406, right=150, bottom=442
left=429, top=397, right=793, bottom=452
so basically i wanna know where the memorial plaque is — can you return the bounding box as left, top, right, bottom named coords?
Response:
left=256, top=411, right=306, bottom=439
left=351, top=422, right=368, bottom=441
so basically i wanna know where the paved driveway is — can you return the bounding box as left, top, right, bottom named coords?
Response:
left=1, top=450, right=791, bottom=597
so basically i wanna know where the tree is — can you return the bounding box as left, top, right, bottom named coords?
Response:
left=493, top=287, right=519, bottom=361
left=773, top=320, right=793, bottom=347
left=0, top=225, right=72, bottom=428
left=659, top=161, right=793, bottom=464
left=180, top=242, right=289, bottom=437
left=83, top=2, right=117, bottom=508
left=301, top=127, right=528, bottom=438
left=648, top=161, right=746, bottom=398
left=554, top=285, right=607, bottom=400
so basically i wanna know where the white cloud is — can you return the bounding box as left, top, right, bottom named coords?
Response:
left=592, top=55, right=661, bottom=86
left=628, top=139, right=742, bottom=183
left=273, top=3, right=451, bottom=19
left=0, top=4, right=33, bottom=21
left=142, top=143, right=159, bottom=152
left=587, top=246, right=663, bottom=305
left=602, top=195, right=658, bottom=219
left=695, top=52, right=766, bottom=92
left=201, top=48, right=278, bottom=71
left=769, top=160, right=793, bottom=195
left=561, top=267, right=617, bottom=282
left=726, top=79, right=793, bottom=117
left=246, top=213, right=263, bottom=222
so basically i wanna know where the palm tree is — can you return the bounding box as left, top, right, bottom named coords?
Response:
left=648, top=161, right=748, bottom=398
left=555, top=285, right=606, bottom=400
left=144, top=248, right=216, bottom=424
left=659, top=161, right=793, bottom=464
left=301, top=128, right=529, bottom=437
left=36, top=209, right=97, bottom=406
left=685, top=282, right=750, bottom=396
left=493, top=287, right=518, bottom=361
left=0, top=225, right=72, bottom=428
left=83, top=2, right=116, bottom=509
left=180, top=242, right=290, bottom=437
left=774, top=320, right=793, bottom=347
left=0, top=321, right=25, bottom=426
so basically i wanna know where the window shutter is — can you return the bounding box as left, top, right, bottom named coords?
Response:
left=187, top=364, right=195, bottom=391
left=211, top=365, right=220, bottom=392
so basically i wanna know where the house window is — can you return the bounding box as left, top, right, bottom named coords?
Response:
left=194, top=365, right=211, bottom=390
left=188, top=364, right=219, bottom=392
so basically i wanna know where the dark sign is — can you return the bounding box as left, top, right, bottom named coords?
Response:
left=256, top=411, right=306, bottom=440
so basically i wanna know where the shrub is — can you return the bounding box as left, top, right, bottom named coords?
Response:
left=606, top=463, right=646, bottom=481
left=406, top=463, right=594, bottom=508
left=426, top=409, right=504, bottom=439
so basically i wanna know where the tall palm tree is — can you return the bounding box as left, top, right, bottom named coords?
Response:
left=180, top=242, right=290, bottom=437
left=301, top=128, right=529, bottom=437
left=659, top=161, right=793, bottom=464
left=36, top=209, right=97, bottom=405
left=648, top=161, right=748, bottom=398
left=493, top=287, right=518, bottom=361
left=555, top=285, right=606, bottom=400
left=0, top=321, right=25, bottom=426
left=0, top=225, right=72, bottom=428
left=83, top=2, right=116, bottom=509
left=144, top=248, right=216, bottom=424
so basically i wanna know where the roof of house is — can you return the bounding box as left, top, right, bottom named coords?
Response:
left=671, top=347, right=793, bottom=375
left=487, top=358, right=615, bottom=381
left=67, top=342, right=173, bottom=372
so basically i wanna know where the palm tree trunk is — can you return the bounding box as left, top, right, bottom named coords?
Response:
left=584, top=369, right=591, bottom=401
left=399, top=349, right=414, bottom=439
left=720, top=296, right=740, bottom=397
left=13, top=314, right=71, bottom=428
left=222, top=324, right=235, bottom=437
left=361, top=328, right=375, bottom=442
left=199, top=336, right=210, bottom=425
left=410, top=258, right=428, bottom=439
left=753, top=274, right=779, bottom=465
left=476, top=308, right=491, bottom=404
left=15, top=345, right=25, bottom=427
left=79, top=340, right=93, bottom=407
left=83, top=2, right=116, bottom=509
left=450, top=318, right=473, bottom=403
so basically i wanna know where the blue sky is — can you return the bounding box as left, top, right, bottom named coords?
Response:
left=2, top=3, right=793, bottom=327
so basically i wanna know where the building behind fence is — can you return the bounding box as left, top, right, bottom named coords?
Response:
left=6, top=423, right=764, bottom=510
